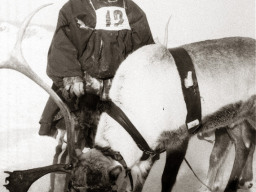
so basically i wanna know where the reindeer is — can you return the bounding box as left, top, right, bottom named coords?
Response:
left=80, top=37, right=255, bottom=192
left=1, top=4, right=256, bottom=192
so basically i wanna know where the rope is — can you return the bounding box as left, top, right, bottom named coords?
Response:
left=184, top=157, right=212, bottom=191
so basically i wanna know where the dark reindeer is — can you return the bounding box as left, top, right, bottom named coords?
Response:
left=1, top=4, right=256, bottom=192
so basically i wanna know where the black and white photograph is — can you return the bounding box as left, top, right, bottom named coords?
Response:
left=0, top=0, right=255, bottom=191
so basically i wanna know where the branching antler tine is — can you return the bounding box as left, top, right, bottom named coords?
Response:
left=14, top=3, right=53, bottom=57
left=0, top=4, right=76, bottom=162
left=4, top=164, right=71, bottom=192
left=0, top=3, right=53, bottom=69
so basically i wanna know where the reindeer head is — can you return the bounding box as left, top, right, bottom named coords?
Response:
left=69, top=148, right=126, bottom=192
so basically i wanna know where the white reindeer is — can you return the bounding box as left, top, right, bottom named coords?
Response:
left=72, top=37, right=255, bottom=192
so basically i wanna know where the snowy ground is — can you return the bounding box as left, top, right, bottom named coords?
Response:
left=0, top=129, right=255, bottom=192
left=0, top=22, right=255, bottom=192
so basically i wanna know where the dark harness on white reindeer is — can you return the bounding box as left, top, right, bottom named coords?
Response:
left=104, top=47, right=202, bottom=154
left=91, top=47, right=203, bottom=191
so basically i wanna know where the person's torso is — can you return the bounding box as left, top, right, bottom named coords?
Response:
left=69, top=0, right=133, bottom=79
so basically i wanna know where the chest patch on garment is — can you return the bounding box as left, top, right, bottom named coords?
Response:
left=95, top=6, right=131, bottom=30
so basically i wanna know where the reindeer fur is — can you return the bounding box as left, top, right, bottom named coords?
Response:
left=199, top=95, right=256, bottom=137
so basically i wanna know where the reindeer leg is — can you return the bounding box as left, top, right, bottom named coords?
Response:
left=205, top=128, right=233, bottom=192
left=49, top=147, right=62, bottom=192
left=238, top=120, right=255, bottom=190
left=131, top=160, right=156, bottom=192
left=224, top=122, right=250, bottom=192
left=49, top=130, right=70, bottom=192
left=49, top=130, right=65, bottom=192
left=161, top=129, right=189, bottom=192
left=238, top=141, right=255, bottom=189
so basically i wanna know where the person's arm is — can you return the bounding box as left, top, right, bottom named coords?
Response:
left=47, top=5, right=83, bottom=88
left=46, top=4, right=84, bottom=97
left=125, top=0, right=154, bottom=51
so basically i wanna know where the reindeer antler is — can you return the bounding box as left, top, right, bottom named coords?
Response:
left=1, top=4, right=78, bottom=191
left=4, top=164, right=72, bottom=192
left=0, top=3, right=76, bottom=162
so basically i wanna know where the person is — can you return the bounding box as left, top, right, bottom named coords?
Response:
left=39, top=0, right=154, bottom=148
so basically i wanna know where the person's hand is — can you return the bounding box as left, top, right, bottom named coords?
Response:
left=63, top=76, right=84, bottom=98
left=70, top=81, right=84, bottom=97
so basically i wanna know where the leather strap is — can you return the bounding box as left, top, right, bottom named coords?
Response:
left=100, top=101, right=162, bottom=160
left=169, top=48, right=202, bottom=134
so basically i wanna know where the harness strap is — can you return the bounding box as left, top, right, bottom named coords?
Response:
left=101, top=101, right=165, bottom=160
left=184, top=158, right=212, bottom=191
left=169, top=48, right=202, bottom=134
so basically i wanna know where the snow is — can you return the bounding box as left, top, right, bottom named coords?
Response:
left=0, top=22, right=52, bottom=131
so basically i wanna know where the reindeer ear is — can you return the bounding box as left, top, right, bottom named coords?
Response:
left=109, top=165, right=122, bottom=181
